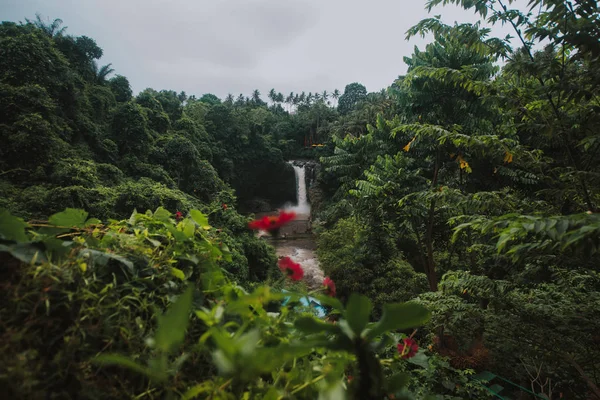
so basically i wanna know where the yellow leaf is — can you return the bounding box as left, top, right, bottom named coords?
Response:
left=503, top=151, right=513, bottom=164
left=457, top=155, right=472, bottom=173
left=79, top=262, right=87, bottom=272
left=403, top=136, right=416, bottom=152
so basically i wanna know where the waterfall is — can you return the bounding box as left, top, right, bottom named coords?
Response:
left=290, top=162, right=310, bottom=214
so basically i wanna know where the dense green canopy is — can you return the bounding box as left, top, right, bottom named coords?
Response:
left=1, top=1, right=600, bottom=398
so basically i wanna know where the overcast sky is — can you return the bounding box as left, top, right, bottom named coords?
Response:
left=2, top=0, right=528, bottom=98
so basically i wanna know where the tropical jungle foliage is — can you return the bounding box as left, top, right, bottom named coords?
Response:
left=1, top=0, right=600, bottom=399
left=317, top=0, right=600, bottom=398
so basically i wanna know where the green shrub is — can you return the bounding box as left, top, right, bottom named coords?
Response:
left=0, top=207, right=437, bottom=399
left=317, top=217, right=425, bottom=316
left=50, top=158, right=99, bottom=187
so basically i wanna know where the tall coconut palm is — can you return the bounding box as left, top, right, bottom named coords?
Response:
left=235, top=94, right=245, bottom=106
left=287, top=92, right=295, bottom=112
left=300, top=91, right=306, bottom=105
left=268, top=88, right=277, bottom=104
left=331, top=89, right=341, bottom=106
left=178, top=91, right=187, bottom=103
left=252, top=89, right=262, bottom=105
left=322, top=90, right=329, bottom=102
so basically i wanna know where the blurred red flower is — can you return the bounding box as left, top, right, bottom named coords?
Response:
left=175, top=211, right=183, bottom=221
left=323, top=277, right=336, bottom=297
left=222, top=203, right=228, bottom=210
left=397, top=337, right=418, bottom=359
left=248, top=210, right=296, bottom=232
left=278, top=256, right=304, bottom=281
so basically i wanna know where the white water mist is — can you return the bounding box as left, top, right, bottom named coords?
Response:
left=288, top=162, right=310, bottom=214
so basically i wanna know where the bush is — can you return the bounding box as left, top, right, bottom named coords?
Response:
left=50, top=158, right=99, bottom=187
left=0, top=207, right=440, bottom=400
left=317, top=217, right=426, bottom=316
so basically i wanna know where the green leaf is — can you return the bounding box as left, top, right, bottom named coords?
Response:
left=313, top=294, right=345, bottom=313
left=318, top=380, right=346, bottom=400
left=153, top=207, right=171, bottom=222
left=345, top=293, right=372, bottom=336
left=167, top=225, right=188, bottom=242
left=171, top=267, right=185, bottom=281
left=219, top=243, right=232, bottom=262
left=146, top=237, right=161, bottom=247
left=0, top=243, right=47, bottom=264
left=212, top=349, right=234, bottom=375
left=85, top=218, right=102, bottom=227
left=182, top=219, right=196, bottom=238
left=407, top=350, right=429, bottom=368
left=93, top=354, right=165, bottom=382
left=365, top=302, right=430, bottom=340
left=181, top=381, right=215, bottom=400
left=43, top=238, right=74, bottom=259
left=262, top=387, right=280, bottom=400
left=154, top=285, right=195, bottom=353
left=294, top=316, right=342, bottom=335
left=49, top=208, right=88, bottom=228
left=386, top=372, right=410, bottom=393
left=0, top=209, right=29, bottom=242
left=79, top=249, right=135, bottom=274
left=556, top=218, right=569, bottom=236
left=190, top=209, right=210, bottom=229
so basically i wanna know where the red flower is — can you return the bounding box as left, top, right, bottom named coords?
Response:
left=278, top=256, right=304, bottom=281
left=323, top=277, right=336, bottom=297
left=222, top=203, right=228, bottom=210
left=397, top=337, right=418, bottom=359
left=248, top=211, right=296, bottom=232
left=175, top=211, right=183, bottom=221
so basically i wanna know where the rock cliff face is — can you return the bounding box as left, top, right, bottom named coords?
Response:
left=305, top=161, right=325, bottom=217
left=238, top=161, right=296, bottom=213
left=239, top=159, right=323, bottom=215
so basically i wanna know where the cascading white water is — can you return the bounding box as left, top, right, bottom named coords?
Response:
left=290, top=163, right=310, bottom=214
left=272, top=162, right=323, bottom=290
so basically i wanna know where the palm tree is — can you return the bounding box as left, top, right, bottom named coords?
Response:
left=300, top=91, right=306, bottom=105
left=332, top=89, right=340, bottom=106
left=28, top=13, right=67, bottom=37
left=225, top=93, right=234, bottom=104
left=277, top=92, right=285, bottom=104
left=268, top=88, right=277, bottom=104
left=93, top=61, right=114, bottom=84
left=177, top=91, right=187, bottom=103
left=314, top=93, right=321, bottom=102
left=322, top=90, right=329, bottom=102
left=252, top=89, right=262, bottom=105
left=235, top=94, right=245, bottom=106
left=307, top=92, right=313, bottom=104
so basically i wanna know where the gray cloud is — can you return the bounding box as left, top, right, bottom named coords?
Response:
left=1, top=0, right=528, bottom=98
